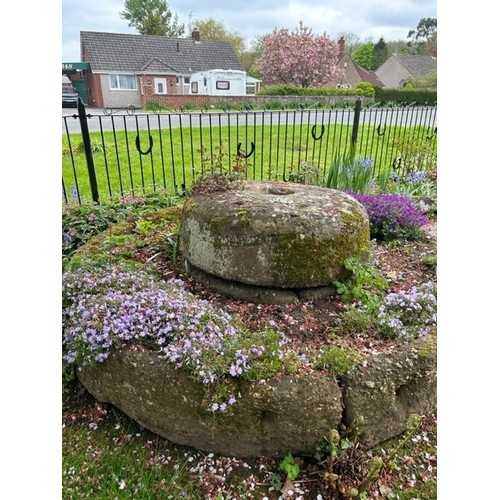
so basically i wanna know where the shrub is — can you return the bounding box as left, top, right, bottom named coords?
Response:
left=355, top=81, right=375, bottom=97
left=346, top=192, right=429, bottom=241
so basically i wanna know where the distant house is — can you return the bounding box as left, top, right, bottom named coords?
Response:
left=375, top=54, right=437, bottom=88
left=323, top=37, right=383, bottom=90
left=78, top=29, right=245, bottom=108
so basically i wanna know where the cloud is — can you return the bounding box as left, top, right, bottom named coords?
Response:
left=62, top=0, right=436, bottom=60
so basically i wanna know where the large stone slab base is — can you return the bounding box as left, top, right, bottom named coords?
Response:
left=77, top=346, right=343, bottom=458
left=77, top=336, right=436, bottom=457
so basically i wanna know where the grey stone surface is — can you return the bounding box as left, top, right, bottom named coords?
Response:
left=179, top=181, right=370, bottom=292
left=77, top=334, right=437, bottom=455
left=78, top=345, right=343, bottom=458
left=341, top=335, right=437, bottom=447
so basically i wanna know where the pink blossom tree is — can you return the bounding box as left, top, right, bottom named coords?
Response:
left=256, top=21, right=344, bottom=88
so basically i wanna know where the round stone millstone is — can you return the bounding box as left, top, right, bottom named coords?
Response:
left=179, top=181, right=370, bottom=292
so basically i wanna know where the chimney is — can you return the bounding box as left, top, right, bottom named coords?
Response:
left=192, top=28, right=201, bottom=43
left=338, top=37, right=345, bottom=53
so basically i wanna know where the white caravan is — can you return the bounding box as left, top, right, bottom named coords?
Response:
left=190, top=69, right=247, bottom=96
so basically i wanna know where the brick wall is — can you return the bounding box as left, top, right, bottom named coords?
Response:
left=142, top=94, right=370, bottom=110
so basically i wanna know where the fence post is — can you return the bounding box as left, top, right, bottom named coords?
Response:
left=77, top=98, right=100, bottom=204
left=351, top=98, right=362, bottom=150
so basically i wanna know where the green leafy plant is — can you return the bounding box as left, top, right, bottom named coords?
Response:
left=319, top=414, right=427, bottom=498
left=315, top=346, right=366, bottom=376
left=325, top=148, right=375, bottom=194
left=279, top=453, right=300, bottom=481
left=164, top=229, right=180, bottom=264
left=334, top=256, right=388, bottom=312
left=135, top=219, right=155, bottom=235
left=421, top=253, right=437, bottom=268
left=288, top=160, right=320, bottom=185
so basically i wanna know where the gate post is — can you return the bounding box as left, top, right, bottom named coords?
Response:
left=351, top=98, right=362, bottom=150
left=77, top=98, right=100, bottom=204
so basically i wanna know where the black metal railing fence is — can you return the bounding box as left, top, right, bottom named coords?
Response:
left=62, top=98, right=437, bottom=204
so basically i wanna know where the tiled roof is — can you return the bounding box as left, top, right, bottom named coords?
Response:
left=394, top=55, right=437, bottom=77
left=81, top=31, right=244, bottom=74
left=352, top=61, right=384, bottom=87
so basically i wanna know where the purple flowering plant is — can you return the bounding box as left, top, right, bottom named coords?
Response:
left=346, top=192, right=429, bottom=241
left=377, top=281, right=437, bottom=340
left=62, top=262, right=297, bottom=411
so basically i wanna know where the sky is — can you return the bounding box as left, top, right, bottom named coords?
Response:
left=62, top=0, right=437, bottom=62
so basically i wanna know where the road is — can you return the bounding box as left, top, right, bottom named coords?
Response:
left=62, top=106, right=437, bottom=135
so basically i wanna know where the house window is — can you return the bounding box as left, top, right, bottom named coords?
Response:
left=154, top=78, right=167, bottom=94
left=109, top=74, right=137, bottom=90
left=216, top=81, right=230, bottom=90
left=191, top=82, right=198, bottom=94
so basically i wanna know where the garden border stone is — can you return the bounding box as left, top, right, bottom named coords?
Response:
left=76, top=335, right=436, bottom=457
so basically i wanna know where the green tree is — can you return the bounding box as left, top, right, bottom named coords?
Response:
left=240, top=35, right=266, bottom=77
left=120, top=0, right=185, bottom=36
left=407, top=17, right=437, bottom=55
left=410, top=69, right=437, bottom=89
left=193, top=18, right=246, bottom=58
left=373, top=37, right=388, bottom=68
left=386, top=40, right=411, bottom=56
left=352, top=42, right=375, bottom=70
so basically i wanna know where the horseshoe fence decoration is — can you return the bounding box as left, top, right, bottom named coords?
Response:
left=311, top=124, right=325, bottom=140
left=135, top=134, right=154, bottom=155
left=237, top=142, right=255, bottom=159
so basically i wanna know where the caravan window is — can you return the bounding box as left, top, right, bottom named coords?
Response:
left=216, top=81, right=230, bottom=90
left=191, top=82, right=198, bottom=94
left=109, top=74, right=137, bottom=90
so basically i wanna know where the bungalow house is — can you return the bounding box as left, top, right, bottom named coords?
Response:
left=323, top=37, right=383, bottom=90
left=375, top=54, right=437, bottom=88
left=77, top=29, right=245, bottom=109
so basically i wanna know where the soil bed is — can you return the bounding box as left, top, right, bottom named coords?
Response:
left=140, top=222, right=437, bottom=359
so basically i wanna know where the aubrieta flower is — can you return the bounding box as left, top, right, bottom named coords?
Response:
left=346, top=192, right=429, bottom=241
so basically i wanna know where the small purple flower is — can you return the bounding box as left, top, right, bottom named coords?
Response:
left=406, top=171, right=427, bottom=183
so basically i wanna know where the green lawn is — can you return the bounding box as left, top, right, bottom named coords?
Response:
left=62, top=122, right=436, bottom=203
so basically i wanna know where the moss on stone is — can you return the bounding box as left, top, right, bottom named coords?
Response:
left=271, top=231, right=369, bottom=287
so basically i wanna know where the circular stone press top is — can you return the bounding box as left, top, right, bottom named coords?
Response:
left=179, top=181, right=370, bottom=289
